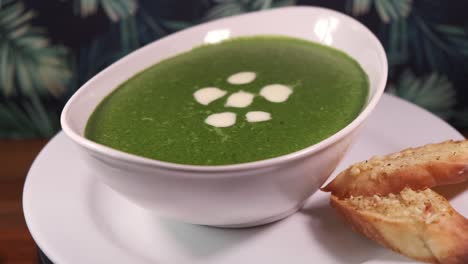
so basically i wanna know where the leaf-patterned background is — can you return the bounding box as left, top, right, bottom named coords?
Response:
left=0, top=0, right=467, bottom=138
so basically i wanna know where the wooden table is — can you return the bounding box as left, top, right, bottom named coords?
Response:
left=1, top=139, right=48, bottom=264
left=1, top=131, right=467, bottom=263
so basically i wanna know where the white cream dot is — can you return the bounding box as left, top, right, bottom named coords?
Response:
left=227, top=72, right=256, bottom=85
left=193, top=87, right=227, bottom=105
left=225, top=91, right=254, bottom=108
left=246, top=111, right=271, bottom=123
left=205, top=112, right=236, bottom=127
left=260, top=84, right=293, bottom=103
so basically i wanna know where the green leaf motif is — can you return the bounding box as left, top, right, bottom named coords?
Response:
left=385, top=15, right=468, bottom=72
left=162, top=0, right=295, bottom=32
left=433, top=24, right=468, bottom=56
left=388, top=70, right=456, bottom=120
left=0, top=1, right=71, bottom=98
left=71, top=0, right=137, bottom=22
left=383, top=18, right=409, bottom=67
left=159, top=19, right=192, bottom=32
left=346, top=0, right=412, bottom=23
left=0, top=95, right=59, bottom=138
left=119, top=15, right=139, bottom=53
left=203, top=1, right=245, bottom=21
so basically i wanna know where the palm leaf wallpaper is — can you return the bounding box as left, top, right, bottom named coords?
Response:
left=0, top=0, right=467, bottom=138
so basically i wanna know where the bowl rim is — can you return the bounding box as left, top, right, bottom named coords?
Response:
left=61, top=5, right=388, bottom=173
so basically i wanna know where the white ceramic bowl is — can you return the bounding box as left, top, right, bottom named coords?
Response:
left=61, top=6, right=387, bottom=227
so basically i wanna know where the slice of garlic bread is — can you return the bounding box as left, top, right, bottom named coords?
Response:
left=323, top=140, right=468, bottom=198
left=331, top=188, right=468, bottom=264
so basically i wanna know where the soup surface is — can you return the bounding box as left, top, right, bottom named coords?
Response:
left=85, top=36, right=369, bottom=165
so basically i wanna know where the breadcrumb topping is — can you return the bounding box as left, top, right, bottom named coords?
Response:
left=347, top=140, right=468, bottom=180
left=347, top=188, right=450, bottom=223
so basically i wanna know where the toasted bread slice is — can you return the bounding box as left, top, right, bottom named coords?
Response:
left=323, top=140, right=468, bottom=198
left=331, top=188, right=468, bottom=264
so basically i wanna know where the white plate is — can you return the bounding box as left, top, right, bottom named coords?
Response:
left=23, top=94, right=467, bottom=264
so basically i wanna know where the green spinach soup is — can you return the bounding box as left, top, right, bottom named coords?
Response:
left=85, top=36, right=369, bottom=165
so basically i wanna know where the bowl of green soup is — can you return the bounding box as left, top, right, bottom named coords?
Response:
left=61, top=6, right=387, bottom=227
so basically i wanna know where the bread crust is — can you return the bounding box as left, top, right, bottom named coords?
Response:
left=323, top=140, right=468, bottom=198
left=331, top=193, right=468, bottom=264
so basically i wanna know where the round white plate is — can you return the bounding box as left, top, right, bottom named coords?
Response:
left=23, top=94, right=467, bottom=264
